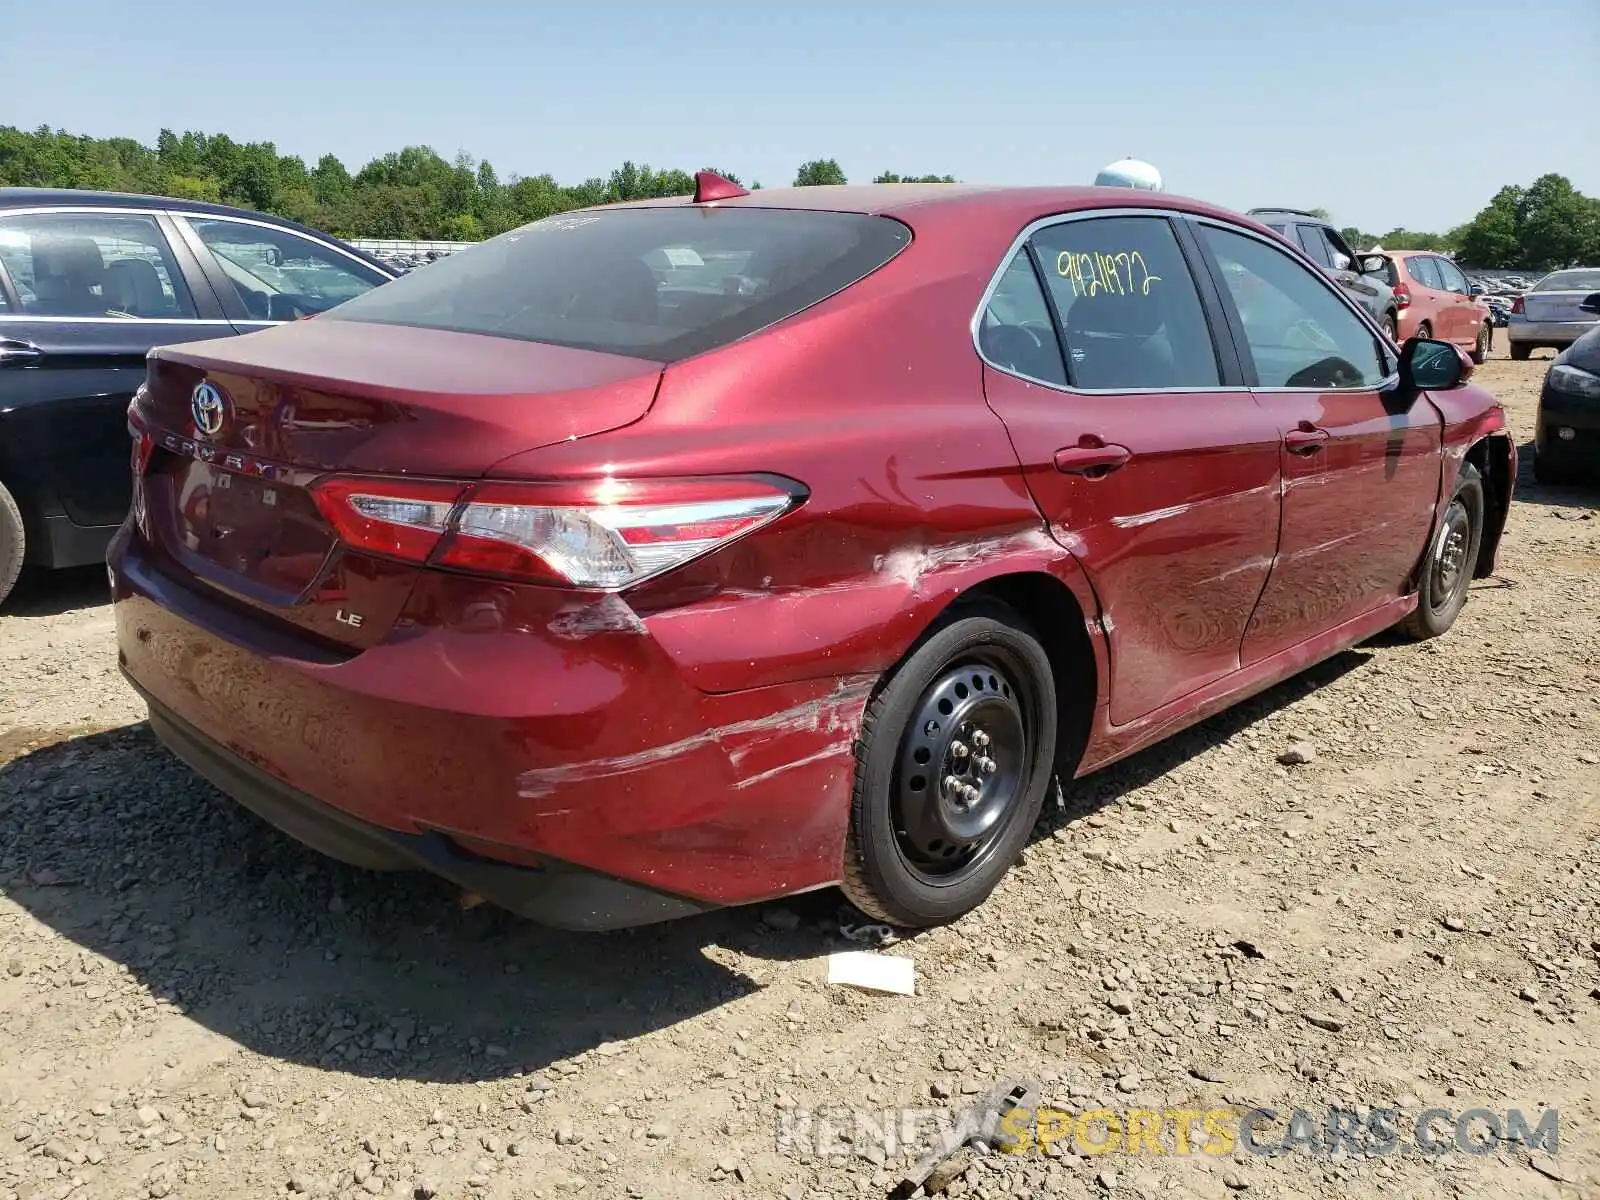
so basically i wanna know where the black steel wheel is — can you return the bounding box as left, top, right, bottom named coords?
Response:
left=1397, top=462, right=1484, bottom=640
left=842, top=602, right=1057, bottom=927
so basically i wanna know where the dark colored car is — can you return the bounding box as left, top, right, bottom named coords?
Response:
left=112, top=177, right=1516, bottom=932
left=1533, top=295, right=1600, bottom=483
left=0, top=189, right=396, bottom=606
left=1247, top=208, right=1398, bottom=335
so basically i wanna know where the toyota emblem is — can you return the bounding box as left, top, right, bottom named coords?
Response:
left=191, top=381, right=227, bottom=437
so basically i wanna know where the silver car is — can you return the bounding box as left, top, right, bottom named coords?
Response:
left=1508, top=267, right=1600, bottom=359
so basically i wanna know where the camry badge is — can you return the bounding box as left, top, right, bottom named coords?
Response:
left=191, top=382, right=227, bottom=437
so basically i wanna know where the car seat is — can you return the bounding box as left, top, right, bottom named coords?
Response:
left=103, top=258, right=169, bottom=317
left=1061, top=289, right=1177, bottom=389
left=30, top=237, right=107, bottom=317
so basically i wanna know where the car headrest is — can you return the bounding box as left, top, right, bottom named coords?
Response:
left=104, top=258, right=167, bottom=315
left=33, top=237, right=106, bottom=286
left=1063, top=289, right=1166, bottom=339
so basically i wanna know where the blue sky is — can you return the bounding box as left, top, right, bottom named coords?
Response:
left=8, top=0, right=1598, bottom=233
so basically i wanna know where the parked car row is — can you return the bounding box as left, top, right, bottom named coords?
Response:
left=0, top=189, right=397, bottom=607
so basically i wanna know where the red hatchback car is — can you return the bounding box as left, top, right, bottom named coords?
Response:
left=112, top=178, right=1515, bottom=931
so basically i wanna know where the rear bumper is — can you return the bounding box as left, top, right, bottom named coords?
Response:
left=135, top=686, right=717, bottom=930
left=1507, top=318, right=1595, bottom=345
left=110, top=527, right=869, bottom=923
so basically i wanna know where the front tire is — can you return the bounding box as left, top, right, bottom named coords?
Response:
left=1471, top=323, right=1490, bottom=365
left=1396, top=462, right=1484, bottom=641
left=841, top=603, right=1057, bottom=927
left=1381, top=313, right=1398, bottom=342
left=1510, top=343, right=1533, bottom=361
left=0, top=481, right=24, bottom=610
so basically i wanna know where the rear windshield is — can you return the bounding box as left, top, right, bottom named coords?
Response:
left=324, top=207, right=911, bottom=362
left=1532, top=269, right=1600, bottom=293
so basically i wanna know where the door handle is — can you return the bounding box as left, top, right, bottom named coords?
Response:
left=0, top=339, right=43, bottom=367
left=1284, top=424, right=1329, bottom=455
left=1053, top=439, right=1132, bottom=476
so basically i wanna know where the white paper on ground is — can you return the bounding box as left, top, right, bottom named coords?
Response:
left=827, top=951, right=916, bottom=996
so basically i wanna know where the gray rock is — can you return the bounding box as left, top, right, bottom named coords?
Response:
left=1278, top=742, right=1316, bottom=766
left=1303, top=1012, right=1345, bottom=1032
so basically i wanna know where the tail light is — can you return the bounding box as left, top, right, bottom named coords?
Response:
left=1392, top=281, right=1411, bottom=310
left=310, top=474, right=802, bottom=589
left=1511, top=295, right=1525, bottom=315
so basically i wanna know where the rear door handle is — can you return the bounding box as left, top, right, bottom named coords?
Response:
left=0, top=339, right=43, bottom=367
left=1284, top=424, right=1329, bottom=455
left=1053, top=440, right=1132, bottom=476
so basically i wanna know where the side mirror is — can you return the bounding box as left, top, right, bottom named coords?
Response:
left=1580, top=292, right=1600, bottom=315
left=1331, top=252, right=1352, bottom=272
left=1359, top=255, right=1386, bottom=276
left=1400, top=336, right=1472, bottom=392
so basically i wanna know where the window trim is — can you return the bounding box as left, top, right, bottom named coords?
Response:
left=1185, top=216, right=1401, bottom=395
left=0, top=205, right=207, bottom=323
left=970, top=207, right=1248, bottom=396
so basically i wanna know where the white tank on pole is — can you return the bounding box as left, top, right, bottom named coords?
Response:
left=1094, top=158, right=1163, bottom=192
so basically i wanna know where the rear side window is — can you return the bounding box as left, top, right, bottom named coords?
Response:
left=325, top=207, right=911, bottom=362
left=978, top=253, right=1068, bottom=385
left=0, top=212, right=195, bottom=318
left=1030, top=216, right=1221, bottom=390
left=1296, top=226, right=1334, bottom=268
left=1408, top=256, right=1443, bottom=289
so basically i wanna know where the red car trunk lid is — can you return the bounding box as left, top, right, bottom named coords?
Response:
left=133, top=321, right=661, bottom=649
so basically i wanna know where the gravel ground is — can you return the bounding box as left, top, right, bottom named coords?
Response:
left=2, top=346, right=1597, bottom=1200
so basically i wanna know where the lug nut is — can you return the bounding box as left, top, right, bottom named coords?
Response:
left=950, top=741, right=969, bottom=758
left=973, top=730, right=991, bottom=748
left=980, top=757, right=998, bottom=775
left=963, top=784, right=981, bottom=804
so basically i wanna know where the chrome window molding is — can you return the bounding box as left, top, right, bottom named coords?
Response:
left=971, top=206, right=1400, bottom=397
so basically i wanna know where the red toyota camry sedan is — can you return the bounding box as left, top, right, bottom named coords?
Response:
left=111, top=176, right=1515, bottom=931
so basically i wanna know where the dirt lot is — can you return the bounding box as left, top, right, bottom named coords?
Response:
left=2, top=345, right=1597, bottom=1200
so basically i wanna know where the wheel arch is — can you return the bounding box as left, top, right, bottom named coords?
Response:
left=1464, top=433, right=1514, bottom=578
left=903, top=570, right=1102, bottom=782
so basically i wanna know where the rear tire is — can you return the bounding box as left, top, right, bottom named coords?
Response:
left=841, top=602, right=1057, bottom=928
left=1416, top=321, right=1433, bottom=340
left=0, top=481, right=24, bottom=610
left=1396, top=462, right=1483, bottom=641
left=1510, top=343, right=1533, bottom=361
left=1470, top=324, right=1490, bottom=365
left=1381, top=313, right=1398, bottom=342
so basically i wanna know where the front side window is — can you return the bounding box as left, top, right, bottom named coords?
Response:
left=1029, top=216, right=1220, bottom=390
left=186, top=218, right=387, bottom=321
left=1201, top=225, right=1389, bottom=390
left=978, top=252, right=1068, bottom=385
left=1322, top=226, right=1358, bottom=266
left=325, top=207, right=911, bottom=362
left=0, top=212, right=195, bottom=318
left=1435, top=259, right=1469, bottom=295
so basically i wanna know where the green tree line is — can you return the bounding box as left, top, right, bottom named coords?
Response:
left=0, top=128, right=962, bottom=242
left=1330, top=173, right=1599, bottom=270
left=3, top=126, right=1593, bottom=269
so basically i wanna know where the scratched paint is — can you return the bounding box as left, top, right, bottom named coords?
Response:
left=516, top=677, right=874, bottom=800
left=546, top=594, right=648, bottom=641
